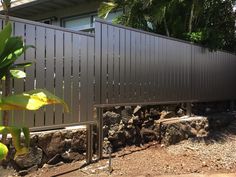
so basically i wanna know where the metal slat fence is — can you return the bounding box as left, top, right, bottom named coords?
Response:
left=0, top=16, right=96, bottom=130
left=0, top=16, right=236, bottom=130
left=94, top=20, right=236, bottom=106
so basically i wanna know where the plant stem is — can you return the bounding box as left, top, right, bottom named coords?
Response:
left=2, top=1, right=11, bottom=144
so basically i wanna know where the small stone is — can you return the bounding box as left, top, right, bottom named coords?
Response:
left=42, top=164, right=50, bottom=168
left=18, top=170, right=28, bottom=176
left=202, top=161, right=208, bottom=167
left=133, top=105, right=141, bottom=114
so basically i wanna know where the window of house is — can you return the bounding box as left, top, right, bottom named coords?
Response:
left=39, top=17, right=57, bottom=25
left=64, top=16, right=92, bottom=31
left=42, top=19, right=52, bottom=25
left=63, top=10, right=122, bottom=32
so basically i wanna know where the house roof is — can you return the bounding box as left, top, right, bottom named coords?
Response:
left=0, top=0, right=38, bottom=11
left=0, top=0, right=86, bottom=17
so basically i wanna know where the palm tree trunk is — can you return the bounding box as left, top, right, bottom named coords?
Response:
left=164, top=16, right=170, bottom=37
left=188, top=0, right=195, bottom=33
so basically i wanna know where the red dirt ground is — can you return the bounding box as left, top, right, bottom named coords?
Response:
left=22, top=135, right=236, bottom=177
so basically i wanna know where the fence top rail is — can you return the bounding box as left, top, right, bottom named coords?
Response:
left=93, top=98, right=233, bottom=108
left=95, top=19, right=236, bottom=56
left=0, top=14, right=95, bottom=37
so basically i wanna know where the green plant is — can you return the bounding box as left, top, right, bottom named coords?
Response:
left=0, top=7, right=68, bottom=160
left=0, top=88, right=69, bottom=160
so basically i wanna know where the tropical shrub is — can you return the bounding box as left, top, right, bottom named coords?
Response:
left=0, top=20, right=68, bottom=161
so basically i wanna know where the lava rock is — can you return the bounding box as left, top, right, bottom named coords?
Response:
left=71, top=131, right=86, bottom=152
left=103, top=111, right=121, bottom=126
left=15, top=147, right=43, bottom=169
left=46, top=132, right=66, bottom=158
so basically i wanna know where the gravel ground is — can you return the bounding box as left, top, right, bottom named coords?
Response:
left=167, top=137, right=236, bottom=171
left=24, top=136, right=236, bottom=177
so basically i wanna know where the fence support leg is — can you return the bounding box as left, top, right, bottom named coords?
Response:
left=159, top=122, right=162, bottom=144
left=186, top=102, right=192, bottom=116
left=86, top=124, right=93, bottom=164
left=97, top=108, right=103, bottom=159
left=230, top=100, right=235, bottom=111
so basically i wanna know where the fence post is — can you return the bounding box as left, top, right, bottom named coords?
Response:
left=86, top=124, right=93, bottom=163
left=97, top=108, right=103, bottom=159
left=186, top=102, right=192, bottom=116
left=230, top=100, right=235, bottom=111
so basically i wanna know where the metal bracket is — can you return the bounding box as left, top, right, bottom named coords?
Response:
left=96, top=108, right=103, bottom=159
left=186, top=102, right=192, bottom=116
left=86, top=124, right=93, bottom=163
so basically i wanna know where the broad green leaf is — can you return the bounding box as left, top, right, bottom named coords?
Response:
left=0, top=36, right=24, bottom=69
left=98, top=2, right=118, bottom=19
left=0, top=89, right=69, bottom=112
left=10, top=69, right=26, bottom=79
left=1, top=69, right=26, bottom=80
left=0, top=142, right=8, bottom=160
left=11, top=61, right=34, bottom=69
left=0, top=22, right=12, bottom=57
left=0, top=45, right=33, bottom=70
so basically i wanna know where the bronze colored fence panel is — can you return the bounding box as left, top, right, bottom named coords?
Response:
left=94, top=20, right=236, bottom=106
left=0, top=16, right=95, bottom=130
left=1, top=16, right=236, bottom=130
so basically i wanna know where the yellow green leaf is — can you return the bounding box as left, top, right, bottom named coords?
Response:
left=2, top=69, right=26, bottom=80
left=0, top=89, right=69, bottom=112
left=10, top=69, right=26, bottom=79
left=0, top=142, right=8, bottom=160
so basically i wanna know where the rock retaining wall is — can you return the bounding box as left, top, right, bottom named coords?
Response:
left=102, top=104, right=235, bottom=152
left=4, top=127, right=87, bottom=175
left=2, top=102, right=235, bottom=175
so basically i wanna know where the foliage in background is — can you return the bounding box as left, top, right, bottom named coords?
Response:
left=98, top=0, right=236, bottom=52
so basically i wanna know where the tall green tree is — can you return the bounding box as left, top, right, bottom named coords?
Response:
left=98, top=0, right=236, bottom=52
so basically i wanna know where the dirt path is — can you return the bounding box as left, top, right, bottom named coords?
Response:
left=23, top=134, right=236, bottom=177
